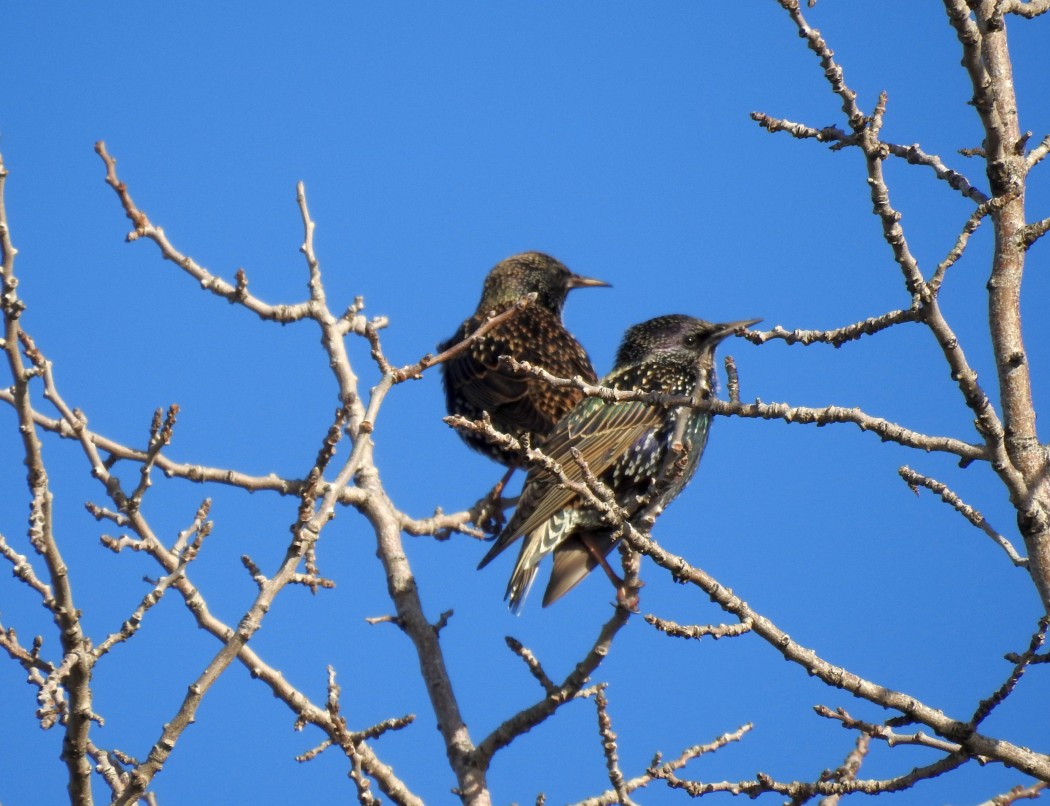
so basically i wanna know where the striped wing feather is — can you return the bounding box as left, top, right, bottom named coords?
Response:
left=479, top=398, right=665, bottom=569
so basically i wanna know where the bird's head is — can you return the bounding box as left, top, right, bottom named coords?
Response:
left=614, top=314, right=761, bottom=371
left=478, top=251, right=609, bottom=313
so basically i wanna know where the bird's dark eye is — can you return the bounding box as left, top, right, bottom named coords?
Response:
left=684, top=333, right=699, bottom=347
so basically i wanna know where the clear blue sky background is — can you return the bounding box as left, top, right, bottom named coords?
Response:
left=2, top=3, right=1049, bottom=804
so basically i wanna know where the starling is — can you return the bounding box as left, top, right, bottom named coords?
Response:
left=478, top=313, right=760, bottom=611
left=439, top=251, right=609, bottom=468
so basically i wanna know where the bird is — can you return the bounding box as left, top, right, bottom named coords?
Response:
left=478, top=313, right=760, bottom=612
left=439, top=251, right=609, bottom=470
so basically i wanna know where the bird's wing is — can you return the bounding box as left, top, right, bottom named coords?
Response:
left=441, top=327, right=531, bottom=407
left=479, top=397, right=664, bottom=568
left=442, top=309, right=598, bottom=434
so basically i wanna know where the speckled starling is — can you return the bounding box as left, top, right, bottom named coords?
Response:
left=478, top=313, right=760, bottom=611
left=439, top=251, right=609, bottom=468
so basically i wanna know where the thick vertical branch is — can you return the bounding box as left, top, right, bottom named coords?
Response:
left=947, top=1, right=1050, bottom=610
left=358, top=483, right=489, bottom=804
left=350, top=357, right=487, bottom=802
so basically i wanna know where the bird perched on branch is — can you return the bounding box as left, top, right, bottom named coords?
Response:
left=478, top=313, right=760, bottom=612
left=439, top=251, right=609, bottom=470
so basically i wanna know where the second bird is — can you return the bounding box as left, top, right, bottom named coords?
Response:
left=439, top=251, right=609, bottom=469
left=479, top=313, right=760, bottom=611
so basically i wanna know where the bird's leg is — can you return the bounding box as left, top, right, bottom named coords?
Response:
left=473, top=468, right=518, bottom=536
left=579, top=533, right=641, bottom=612
left=490, top=465, right=516, bottom=502
left=580, top=533, right=622, bottom=587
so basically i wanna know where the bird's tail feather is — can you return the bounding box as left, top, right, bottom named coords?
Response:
left=506, top=563, right=540, bottom=614
left=506, top=514, right=572, bottom=612
left=542, top=531, right=619, bottom=607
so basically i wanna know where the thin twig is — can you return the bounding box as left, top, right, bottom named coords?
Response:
left=969, top=616, right=1050, bottom=729
left=644, top=614, right=753, bottom=641
left=594, top=686, right=637, bottom=806
left=751, top=111, right=989, bottom=203
left=742, top=308, right=921, bottom=348
left=899, top=466, right=1027, bottom=566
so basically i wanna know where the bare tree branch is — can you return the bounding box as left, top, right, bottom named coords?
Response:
left=573, top=724, right=754, bottom=806
left=593, top=686, right=637, bottom=806
left=644, top=614, right=753, bottom=641
left=1, top=156, right=95, bottom=804
left=814, top=705, right=967, bottom=754
left=1003, top=0, right=1050, bottom=18
left=899, top=465, right=1028, bottom=566
left=621, top=522, right=1050, bottom=779
left=487, top=357, right=988, bottom=463
left=473, top=606, right=631, bottom=769
left=742, top=308, right=922, bottom=347
left=651, top=752, right=970, bottom=797
left=751, top=111, right=990, bottom=203
left=819, top=733, right=872, bottom=806
left=944, top=0, right=1050, bottom=612
left=970, top=616, right=1050, bottom=729
left=976, top=780, right=1049, bottom=805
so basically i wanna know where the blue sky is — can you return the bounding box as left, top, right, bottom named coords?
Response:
left=2, top=3, right=1049, bottom=803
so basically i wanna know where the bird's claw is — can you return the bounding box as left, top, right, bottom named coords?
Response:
left=615, top=584, right=642, bottom=613
left=472, top=489, right=508, bottom=536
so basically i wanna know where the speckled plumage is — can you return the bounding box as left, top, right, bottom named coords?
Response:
left=439, top=252, right=608, bottom=467
left=478, top=314, right=760, bottom=611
